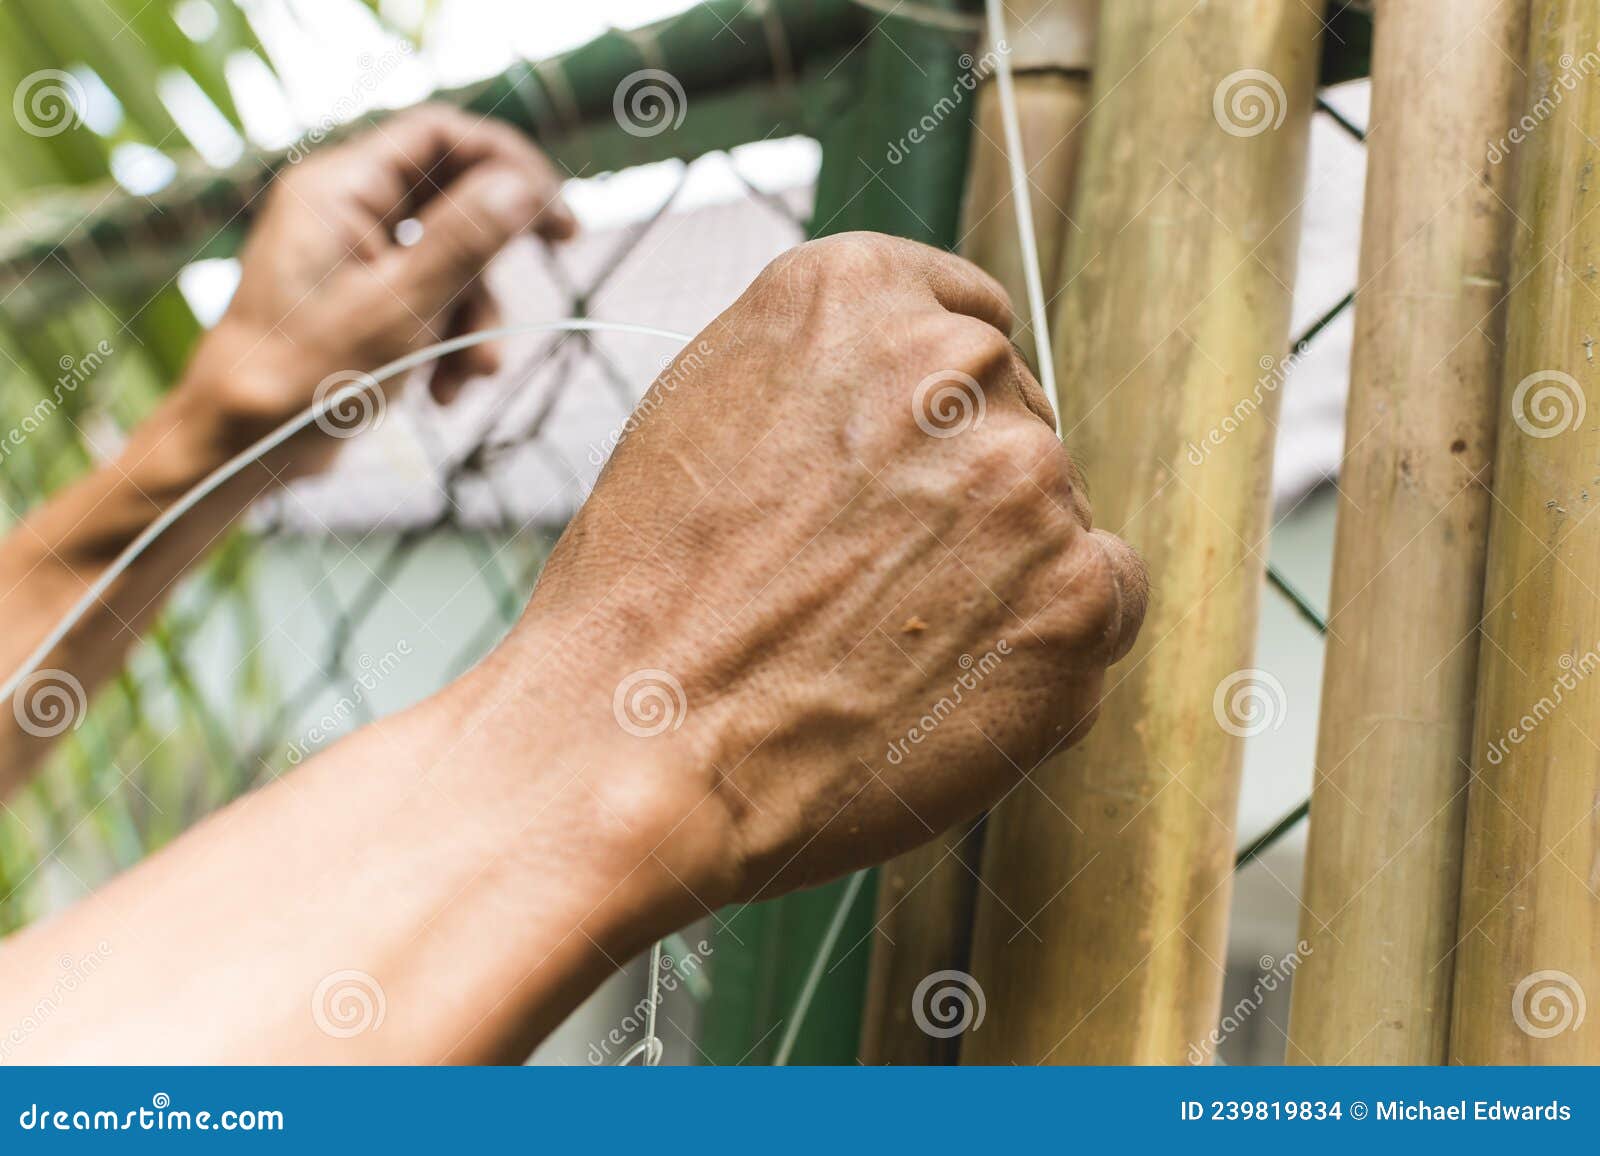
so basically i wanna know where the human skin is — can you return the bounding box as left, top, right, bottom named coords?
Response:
left=0, top=104, right=574, bottom=793
left=0, top=121, right=1144, bottom=1062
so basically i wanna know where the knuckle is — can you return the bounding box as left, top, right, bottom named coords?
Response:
left=1058, top=535, right=1128, bottom=668
left=960, top=420, right=1041, bottom=498
left=767, top=232, right=896, bottom=290
left=924, top=317, right=1012, bottom=380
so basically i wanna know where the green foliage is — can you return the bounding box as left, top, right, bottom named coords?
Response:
left=0, top=0, right=276, bottom=931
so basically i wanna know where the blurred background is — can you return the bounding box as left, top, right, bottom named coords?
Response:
left=0, top=0, right=1369, bottom=1064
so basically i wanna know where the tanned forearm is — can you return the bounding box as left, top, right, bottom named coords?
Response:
left=0, top=637, right=729, bottom=1064
left=0, top=338, right=283, bottom=795
left=0, top=105, right=576, bottom=799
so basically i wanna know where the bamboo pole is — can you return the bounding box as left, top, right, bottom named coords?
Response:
left=958, top=0, right=1095, bottom=369
left=1285, top=0, right=1526, bottom=1066
left=859, top=0, right=1096, bottom=1067
left=1450, top=0, right=1600, bottom=1064
left=963, top=0, right=1321, bottom=1064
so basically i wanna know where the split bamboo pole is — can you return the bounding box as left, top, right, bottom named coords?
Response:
left=1450, top=0, right=1600, bottom=1064
left=963, top=0, right=1321, bottom=1064
left=859, top=0, right=1096, bottom=1067
left=1285, top=0, right=1527, bottom=1066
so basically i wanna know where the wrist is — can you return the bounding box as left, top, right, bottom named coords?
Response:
left=170, top=321, right=306, bottom=454
left=438, top=639, right=740, bottom=959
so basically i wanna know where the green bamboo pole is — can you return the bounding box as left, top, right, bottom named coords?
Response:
left=698, top=0, right=982, bottom=1067
left=0, top=0, right=868, bottom=324
left=964, top=0, right=1322, bottom=1064
left=1450, top=0, right=1600, bottom=1064
left=1285, top=0, right=1525, bottom=1066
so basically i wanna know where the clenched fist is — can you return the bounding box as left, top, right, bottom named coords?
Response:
left=472, top=231, right=1147, bottom=910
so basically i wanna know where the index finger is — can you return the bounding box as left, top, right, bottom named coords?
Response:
left=850, top=232, right=1016, bottom=334
left=346, top=105, right=576, bottom=239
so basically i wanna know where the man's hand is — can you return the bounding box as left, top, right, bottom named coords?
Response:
left=484, top=232, right=1148, bottom=908
left=0, top=233, right=1146, bottom=1064
left=187, top=103, right=575, bottom=447
left=0, top=108, right=572, bottom=797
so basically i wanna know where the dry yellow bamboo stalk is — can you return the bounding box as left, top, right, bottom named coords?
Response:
left=859, top=0, right=1095, bottom=1066
left=963, top=0, right=1321, bottom=1064
left=1285, top=0, right=1526, bottom=1066
left=1450, top=0, right=1600, bottom=1064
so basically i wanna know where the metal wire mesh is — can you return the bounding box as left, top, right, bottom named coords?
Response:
left=0, top=150, right=813, bottom=940
left=0, top=8, right=1372, bottom=1064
